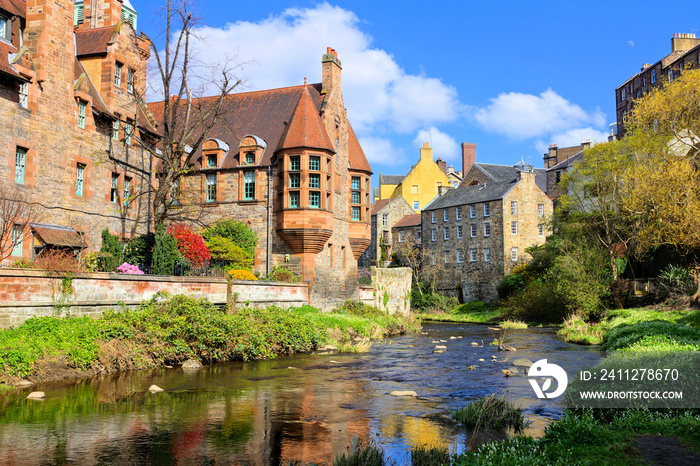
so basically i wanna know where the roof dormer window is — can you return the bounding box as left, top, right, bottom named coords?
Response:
left=245, top=152, right=255, bottom=165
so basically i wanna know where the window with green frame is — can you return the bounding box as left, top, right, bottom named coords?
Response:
left=289, top=173, right=300, bottom=188
left=309, top=173, right=320, bottom=189
left=112, top=118, right=119, bottom=140
left=15, top=147, right=26, bottom=184
left=245, top=152, right=255, bottom=165
left=289, top=191, right=300, bottom=208
left=309, top=191, right=320, bottom=208
left=206, top=173, right=217, bottom=202
left=309, top=156, right=320, bottom=171
left=351, top=191, right=360, bottom=204
left=351, top=176, right=360, bottom=189
left=11, top=224, right=22, bottom=256
left=290, top=155, right=300, bottom=171
left=351, top=206, right=360, bottom=221
left=243, top=170, right=255, bottom=199
left=75, top=163, right=85, bottom=196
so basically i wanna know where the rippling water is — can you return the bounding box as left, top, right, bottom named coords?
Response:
left=0, top=322, right=601, bottom=465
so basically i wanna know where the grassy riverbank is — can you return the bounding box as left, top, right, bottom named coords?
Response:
left=0, top=295, right=418, bottom=386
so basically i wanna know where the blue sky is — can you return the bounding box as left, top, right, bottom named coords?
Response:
left=137, top=0, right=700, bottom=183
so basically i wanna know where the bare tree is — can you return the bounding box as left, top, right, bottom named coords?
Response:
left=137, top=0, right=242, bottom=226
left=0, top=186, right=43, bottom=263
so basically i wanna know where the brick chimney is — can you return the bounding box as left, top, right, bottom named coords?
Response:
left=436, top=158, right=447, bottom=174
left=544, top=144, right=558, bottom=168
left=321, top=47, right=342, bottom=95
left=462, top=143, right=476, bottom=175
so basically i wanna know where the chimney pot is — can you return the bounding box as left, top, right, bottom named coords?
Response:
left=549, top=144, right=558, bottom=149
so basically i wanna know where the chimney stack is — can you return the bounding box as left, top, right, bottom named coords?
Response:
left=321, top=47, right=342, bottom=95
left=671, top=33, right=700, bottom=53
left=436, top=158, right=447, bottom=174
left=420, top=142, right=433, bottom=161
left=461, top=143, right=476, bottom=175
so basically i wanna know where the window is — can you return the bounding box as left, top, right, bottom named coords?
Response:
left=289, top=173, right=300, bottom=188
left=483, top=203, right=490, bottom=217
left=444, top=210, right=449, bottom=222
left=206, top=173, right=217, bottom=202
left=207, top=155, right=217, bottom=168
left=457, top=250, right=463, bottom=263
left=75, top=163, right=85, bottom=196
left=484, top=248, right=491, bottom=262
left=290, top=155, right=300, bottom=171
left=327, top=158, right=331, bottom=172
left=341, top=246, right=346, bottom=268
left=642, top=75, right=646, bottom=86
left=444, top=228, right=449, bottom=240
left=11, top=224, right=22, bottom=257
left=19, top=82, right=28, bottom=108
left=413, top=201, right=419, bottom=210
left=538, top=224, right=545, bottom=236
left=125, top=119, right=133, bottom=145
left=114, top=63, right=122, bottom=87
left=470, top=248, right=477, bottom=262
left=457, top=225, right=463, bottom=238
left=382, top=214, right=388, bottom=227
left=456, top=207, right=462, bottom=220
left=326, top=193, right=331, bottom=209
left=442, top=251, right=448, bottom=263
left=351, top=176, right=361, bottom=189
left=309, top=156, right=320, bottom=171
left=74, top=1, right=84, bottom=26
left=309, top=191, right=320, bottom=208
left=121, top=4, right=138, bottom=30
left=431, top=212, right=436, bottom=223
left=112, top=119, right=119, bottom=140
left=416, top=228, right=421, bottom=242
left=431, top=255, right=436, bottom=265
left=470, top=224, right=477, bottom=237
left=470, top=205, right=476, bottom=218
left=127, top=68, right=135, bottom=93
left=351, top=206, right=360, bottom=220
left=245, top=152, right=255, bottom=165
left=668, top=69, right=673, bottom=83
left=398, top=231, right=404, bottom=242
left=621, top=88, right=626, bottom=101
left=484, top=222, right=491, bottom=237
left=651, top=69, right=656, bottom=83
left=110, top=173, right=119, bottom=203
left=352, top=191, right=361, bottom=204
left=243, top=171, right=255, bottom=200
left=511, top=247, right=518, bottom=261
left=123, top=177, right=131, bottom=206
left=431, top=229, right=436, bottom=241
left=290, top=191, right=300, bottom=208
left=309, top=173, right=320, bottom=189
left=15, top=147, right=26, bottom=184
left=511, top=221, right=518, bottom=235
left=78, top=100, right=86, bottom=128
left=327, top=244, right=332, bottom=266
left=411, top=184, right=418, bottom=194
left=511, top=201, right=517, bottom=215
left=653, top=119, right=659, bottom=132
left=555, top=171, right=561, bottom=183
left=538, top=203, right=544, bottom=217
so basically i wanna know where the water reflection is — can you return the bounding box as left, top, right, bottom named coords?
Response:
left=0, top=323, right=601, bottom=465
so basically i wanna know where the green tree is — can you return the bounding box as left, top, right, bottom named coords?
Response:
left=152, top=223, right=179, bottom=275
left=99, top=229, right=122, bottom=272
left=206, top=236, right=253, bottom=270
left=201, top=220, right=258, bottom=258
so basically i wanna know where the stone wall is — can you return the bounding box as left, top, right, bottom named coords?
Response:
left=357, top=266, right=411, bottom=317
left=0, top=269, right=308, bottom=328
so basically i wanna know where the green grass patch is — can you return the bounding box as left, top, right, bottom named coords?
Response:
left=498, top=320, right=528, bottom=329
left=452, top=394, right=530, bottom=432
left=333, top=441, right=384, bottom=465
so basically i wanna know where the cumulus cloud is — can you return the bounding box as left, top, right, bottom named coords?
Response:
left=534, top=127, right=611, bottom=154
left=358, top=136, right=407, bottom=167
left=473, top=89, right=606, bottom=140
left=181, top=3, right=459, bottom=134
left=413, top=127, right=459, bottom=161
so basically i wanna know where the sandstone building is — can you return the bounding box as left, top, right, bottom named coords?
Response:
left=542, top=141, right=590, bottom=200
left=421, top=161, right=552, bottom=302
left=0, top=0, right=155, bottom=263
left=615, top=33, right=700, bottom=138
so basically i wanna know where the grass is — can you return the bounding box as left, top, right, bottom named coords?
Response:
left=416, top=309, right=504, bottom=324
left=0, top=295, right=418, bottom=384
left=498, top=320, right=528, bottom=329
left=333, top=442, right=385, bottom=466
left=452, top=394, right=530, bottom=432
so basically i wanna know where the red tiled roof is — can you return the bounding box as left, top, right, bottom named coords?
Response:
left=137, top=104, right=159, bottom=136
left=0, top=0, right=25, bottom=18
left=276, top=85, right=334, bottom=153
left=348, top=123, right=371, bottom=173
left=75, top=26, right=116, bottom=56
left=0, top=40, right=20, bottom=79
left=393, top=214, right=421, bottom=228
left=371, top=198, right=392, bottom=215
left=32, top=225, right=87, bottom=249
left=147, top=83, right=329, bottom=169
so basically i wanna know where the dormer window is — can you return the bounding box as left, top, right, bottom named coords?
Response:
left=245, top=152, right=255, bottom=165
left=207, top=155, right=217, bottom=168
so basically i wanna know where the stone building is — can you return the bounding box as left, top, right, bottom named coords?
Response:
left=543, top=142, right=590, bottom=200
left=0, top=0, right=155, bottom=263
left=147, top=48, right=373, bottom=309
left=615, top=33, right=700, bottom=138
left=421, top=161, right=552, bottom=302
left=359, top=196, right=414, bottom=267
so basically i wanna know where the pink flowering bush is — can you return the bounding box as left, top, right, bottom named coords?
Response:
left=117, top=262, right=144, bottom=275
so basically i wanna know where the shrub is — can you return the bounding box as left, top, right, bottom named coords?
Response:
left=228, top=269, right=257, bottom=281
left=81, top=251, right=100, bottom=272
left=201, top=220, right=258, bottom=258
left=453, top=301, right=490, bottom=314
left=206, top=236, right=253, bottom=270
left=332, top=300, right=384, bottom=318
left=34, top=249, right=85, bottom=273
left=268, top=266, right=298, bottom=283
left=357, top=267, right=372, bottom=286
left=501, top=280, right=567, bottom=323
left=658, top=264, right=695, bottom=296
left=116, top=262, right=144, bottom=275
left=152, top=223, right=179, bottom=275
left=497, top=274, right=525, bottom=299
left=98, top=229, right=122, bottom=272
left=452, top=393, right=530, bottom=432
left=410, top=282, right=459, bottom=313
left=10, top=258, right=35, bottom=269
left=123, top=233, right=155, bottom=270
left=167, top=224, right=210, bottom=268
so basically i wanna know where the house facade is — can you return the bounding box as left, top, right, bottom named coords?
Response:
left=543, top=142, right=589, bottom=200
left=421, top=162, right=552, bottom=302
left=147, top=48, right=373, bottom=309
left=359, top=196, right=414, bottom=267
left=0, top=0, right=155, bottom=262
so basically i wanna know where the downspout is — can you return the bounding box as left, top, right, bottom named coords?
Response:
left=266, top=164, right=272, bottom=276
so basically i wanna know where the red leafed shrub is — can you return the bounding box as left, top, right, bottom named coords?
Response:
left=167, top=224, right=211, bottom=267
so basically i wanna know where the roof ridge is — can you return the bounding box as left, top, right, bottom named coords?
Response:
left=146, top=83, right=323, bottom=105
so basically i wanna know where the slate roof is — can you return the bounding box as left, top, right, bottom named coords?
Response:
left=75, top=26, right=116, bottom=56
left=380, top=174, right=405, bottom=185
left=546, top=150, right=583, bottom=171
left=471, top=163, right=547, bottom=193
left=147, top=83, right=371, bottom=173
left=31, top=224, right=87, bottom=249
left=393, top=214, right=421, bottom=228
left=423, top=179, right=517, bottom=212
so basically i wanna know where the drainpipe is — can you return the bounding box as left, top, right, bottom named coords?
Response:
left=266, top=164, right=272, bottom=276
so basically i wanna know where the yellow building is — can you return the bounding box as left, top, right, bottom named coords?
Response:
left=374, top=143, right=453, bottom=212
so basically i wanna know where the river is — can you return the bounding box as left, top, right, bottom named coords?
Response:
left=0, top=322, right=602, bottom=465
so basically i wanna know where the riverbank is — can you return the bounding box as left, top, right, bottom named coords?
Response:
left=0, top=295, right=419, bottom=389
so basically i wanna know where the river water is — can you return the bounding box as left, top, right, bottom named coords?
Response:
left=0, top=322, right=601, bottom=465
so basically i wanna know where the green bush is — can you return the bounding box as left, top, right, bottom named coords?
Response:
left=152, top=223, right=179, bottom=275
left=497, top=274, right=525, bottom=299
left=201, top=220, right=258, bottom=258
left=332, top=300, right=384, bottom=318
left=658, top=264, right=695, bottom=296
left=267, top=266, right=299, bottom=283
left=98, top=229, right=122, bottom=272
left=123, top=233, right=155, bottom=269
left=502, top=280, right=567, bottom=323
left=206, top=236, right=253, bottom=270
left=453, top=301, right=490, bottom=314
left=410, top=282, right=458, bottom=313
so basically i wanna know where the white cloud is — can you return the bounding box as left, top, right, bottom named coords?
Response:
left=534, top=127, right=611, bottom=154
left=181, top=3, right=460, bottom=134
left=627, top=40, right=635, bottom=47
left=413, top=127, right=459, bottom=161
left=473, top=89, right=606, bottom=140
left=358, top=136, right=406, bottom=167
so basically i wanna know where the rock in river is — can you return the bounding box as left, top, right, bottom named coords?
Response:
left=390, top=390, right=417, bottom=397
left=26, top=391, right=45, bottom=400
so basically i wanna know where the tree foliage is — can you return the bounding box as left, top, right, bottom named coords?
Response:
left=167, top=223, right=210, bottom=267
left=206, top=236, right=252, bottom=270
left=152, top=223, right=179, bottom=275
left=99, top=229, right=123, bottom=272
left=0, top=186, right=42, bottom=262
left=201, top=219, right=258, bottom=258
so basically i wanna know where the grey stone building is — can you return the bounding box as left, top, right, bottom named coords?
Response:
left=359, top=196, right=415, bottom=267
